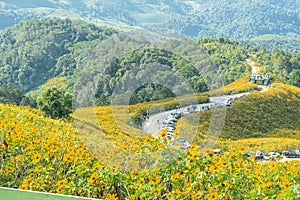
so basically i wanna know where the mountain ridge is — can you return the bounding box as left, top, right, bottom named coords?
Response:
left=0, top=0, right=299, bottom=45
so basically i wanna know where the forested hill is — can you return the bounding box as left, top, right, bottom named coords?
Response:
left=0, top=0, right=299, bottom=44
left=199, top=38, right=300, bottom=88
left=0, top=19, right=299, bottom=109
left=0, top=18, right=116, bottom=92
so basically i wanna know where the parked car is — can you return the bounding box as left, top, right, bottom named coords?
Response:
left=201, top=105, right=210, bottom=110
left=166, top=134, right=172, bottom=139
left=167, top=127, right=175, bottom=132
left=182, top=109, right=190, bottom=115
left=177, top=138, right=186, bottom=143
left=166, top=122, right=175, bottom=127
left=167, top=116, right=177, bottom=122
left=224, top=98, right=234, bottom=106
left=166, top=120, right=175, bottom=124
left=247, top=151, right=268, bottom=160
left=282, top=150, right=300, bottom=158
left=268, top=152, right=281, bottom=159
left=182, top=141, right=190, bottom=149
left=173, top=112, right=183, bottom=119
left=213, top=149, right=222, bottom=155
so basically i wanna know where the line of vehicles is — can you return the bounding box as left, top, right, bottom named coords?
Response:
left=243, top=150, right=300, bottom=160
left=159, top=111, right=300, bottom=159
left=158, top=96, right=238, bottom=149
left=161, top=111, right=190, bottom=149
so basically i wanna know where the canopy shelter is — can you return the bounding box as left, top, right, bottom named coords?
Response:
left=250, top=74, right=271, bottom=86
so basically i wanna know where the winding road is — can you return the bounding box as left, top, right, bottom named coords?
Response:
left=142, top=92, right=248, bottom=137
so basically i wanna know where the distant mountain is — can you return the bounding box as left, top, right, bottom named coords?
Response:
left=0, top=0, right=299, bottom=45
left=249, top=34, right=300, bottom=53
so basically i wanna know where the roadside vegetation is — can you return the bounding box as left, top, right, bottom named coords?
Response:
left=0, top=103, right=299, bottom=199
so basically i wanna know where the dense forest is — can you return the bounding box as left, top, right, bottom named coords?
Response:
left=0, top=0, right=299, bottom=48
left=94, top=48, right=209, bottom=105
left=0, top=18, right=116, bottom=92
left=253, top=48, right=300, bottom=87
left=198, top=38, right=300, bottom=89
left=0, top=18, right=299, bottom=111
left=249, top=34, right=300, bottom=53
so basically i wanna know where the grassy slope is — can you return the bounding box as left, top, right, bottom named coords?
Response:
left=0, top=87, right=300, bottom=198
left=178, top=82, right=300, bottom=145
left=26, top=77, right=68, bottom=99
left=210, top=74, right=258, bottom=96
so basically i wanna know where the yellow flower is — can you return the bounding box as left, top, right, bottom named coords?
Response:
left=207, top=191, right=218, bottom=200
left=56, top=179, right=68, bottom=188
left=25, top=145, right=35, bottom=152
left=171, top=173, right=182, bottom=181
left=50, top=145, right=59, bottom=153
left=173, top=189, right=181, bottom=195
left=88, top=172, right=98, bottom=184
left=237, top=145, right=246, bottom=151
left=105, top=193, right=118, bottom=200
left=33, top=165, right=42, bottom=173
left=19, top=179, right=30, bottom=190
left=208, top=165, right=215, bottom=173
left=154, top=178, right=160, bottom=184
left=245, top=168, right=251, bottom=174
left=4, top=166, right=14, bottom=174
left=63, top=154, right=73, bottom=163
left=92, top=162, right=102, bottom=170
left=32, top=153, right=41, bottom=163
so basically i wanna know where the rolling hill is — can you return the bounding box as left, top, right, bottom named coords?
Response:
left=177, top=82, right=300, bottom=144
left=1, top=18, right=299, bottom=110
left=0, top=18, right=116, bottom=92
left=0, top=0, right=299, bottom=50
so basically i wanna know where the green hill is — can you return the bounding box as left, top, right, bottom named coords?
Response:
left=0, top=0, right=299, bottom=48
left=0, top=19, right=299, bottom=110
left=249, top=34, right=300, bottom=53
left=0, top=18, right=116, bottom=92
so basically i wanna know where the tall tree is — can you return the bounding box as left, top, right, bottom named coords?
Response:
left=37, top=87, right=72, bottom=119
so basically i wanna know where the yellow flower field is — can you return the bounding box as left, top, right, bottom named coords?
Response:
left=0, top=103, right=299, bottom=199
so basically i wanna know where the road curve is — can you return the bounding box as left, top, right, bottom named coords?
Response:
left=142, top=92, right=249, bottom=137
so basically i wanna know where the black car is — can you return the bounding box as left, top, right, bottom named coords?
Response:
left=243, top=153, right=251, bottom=157
left=282, top=150, right=300, bottom=158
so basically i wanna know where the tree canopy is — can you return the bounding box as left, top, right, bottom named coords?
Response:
left=37, top=87, right=72, bottom=119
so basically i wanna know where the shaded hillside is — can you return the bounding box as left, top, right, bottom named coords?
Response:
left=0, top=18, right=116, bottom=92
left=94, top=48, right=209, bottom=105
left=249, top=34, right=300, bottom=53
